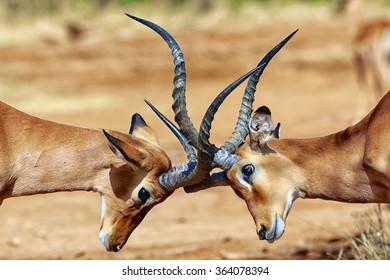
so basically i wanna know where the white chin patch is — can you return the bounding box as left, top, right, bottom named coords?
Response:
left=274, top=216, right=285, bottom=240
left=99, top=230, right=109, bottom=250
left=265, top=215, right=285, bottom=242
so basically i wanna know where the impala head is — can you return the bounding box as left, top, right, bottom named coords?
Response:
left=99, top=113, right=173, bottom=252
left=225, top=107, right=303, bottom=243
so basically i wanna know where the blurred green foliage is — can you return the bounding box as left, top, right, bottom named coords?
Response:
left=1, top=0, right=389, bottom=19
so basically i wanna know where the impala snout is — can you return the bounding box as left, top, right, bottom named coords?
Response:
left=99, top=225, right=130, bottom=252
left=98, top=228, right=130, bottom=252
left=99, top=210, right=148, bottom=252
left=98, top=224, right=128, bottom=252
left=254, top=188, right=300, bottom=243
left=98, top=192, right=155, bottom=252
left=257, top=214, right=286, bottom=243
left=99, top=230, right=122, bottom=252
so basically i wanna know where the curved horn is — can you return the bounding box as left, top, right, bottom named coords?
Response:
left=126, top=13, right=199, bottom=147
left=149, top=65, right=263, bottom=191
left=222, top=29, right=298, bottom=154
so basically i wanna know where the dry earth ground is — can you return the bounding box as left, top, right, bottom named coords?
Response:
left=0, top=4, right=389, bottom=259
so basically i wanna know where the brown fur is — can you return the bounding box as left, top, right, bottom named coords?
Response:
left=227, top=90, right=390, bottom=241
left=0, top=101, right=172, bottom=251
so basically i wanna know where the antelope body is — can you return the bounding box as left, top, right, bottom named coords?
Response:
left=233, top=90, right=390, bottom=242
left=186, top=89, right=390, bottom=243
left=0, top=100, right=175, bottom=252
left=175, top=14, right=390, bottom=241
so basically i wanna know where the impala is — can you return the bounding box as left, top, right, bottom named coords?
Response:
left=158, top=23, right=390, bottom=242
left=182, top=83, right=390, bottom=243
left=337, top=0, right=390, bottom=122
left=0, top=14, right=279, bottom=252
left=0, top=99, right=196, bottom=252
left=0, top=16, right=206, bottom=253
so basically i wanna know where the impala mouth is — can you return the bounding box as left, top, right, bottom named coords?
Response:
left=258, top=214, right=285, bottom=243
left=258, top=189, right=297, bottom=242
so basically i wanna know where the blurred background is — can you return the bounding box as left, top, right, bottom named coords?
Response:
left=0, top=0, right=389, bottom=260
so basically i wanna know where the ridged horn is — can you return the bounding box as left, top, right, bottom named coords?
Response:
left=126, top=13, right=199, bottom=147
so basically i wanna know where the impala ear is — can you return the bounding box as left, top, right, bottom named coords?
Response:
left=103, top=129, right=147, bottom=168
left=249, top=106, right=279, bottom=152
left=129, top=113, right=160, bottom=145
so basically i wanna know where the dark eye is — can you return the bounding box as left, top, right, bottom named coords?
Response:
left=242, top=164, right=255, bottom=182
left=138, top=187, right=150, bottom=204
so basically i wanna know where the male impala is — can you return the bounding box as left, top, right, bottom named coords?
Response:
left=183, top=83, right=390, bottom=243
left=0, top=15, right=201, bottom=253
left=0, top=99, right=203, bottom=252
left=337, top=0, right=390, bottom=121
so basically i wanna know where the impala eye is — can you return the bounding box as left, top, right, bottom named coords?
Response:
left=138, top=187, right=150, bottom=204
left=242, top=164, right=255, bottom=182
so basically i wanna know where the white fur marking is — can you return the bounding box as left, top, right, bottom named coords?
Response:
left=101, top=196, right=106, bottom=219
left=285, top=189, right=299, bottom=216
left=265, top=214, right=285, bottom=242
left=236, top=173, right=252, bottom=190
left=99, top=230, right=109, bottom=251
left=274, top=215, right=285, bottom=240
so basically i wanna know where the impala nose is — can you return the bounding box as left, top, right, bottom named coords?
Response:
left=258, top=225, right=267, bottom=240
left=113, top=244, right=122, bottom=252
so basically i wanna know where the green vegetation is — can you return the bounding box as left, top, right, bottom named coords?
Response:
left=0, top=0, right=342, bottom=18
left=1, top=0, right=389, bottom=21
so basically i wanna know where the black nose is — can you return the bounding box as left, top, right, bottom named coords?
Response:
left=113, top=244, right=122, bottom=252
left=258, top=225, right=267, bottom=240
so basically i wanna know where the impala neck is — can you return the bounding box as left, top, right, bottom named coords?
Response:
left=1, top=129, right=112, bottom=201
left=270, top=116, right=389, bottom=203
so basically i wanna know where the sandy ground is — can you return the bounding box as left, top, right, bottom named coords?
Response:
left=0, top=4, right=389, bottom=260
